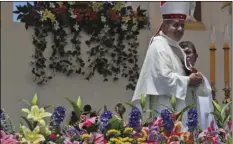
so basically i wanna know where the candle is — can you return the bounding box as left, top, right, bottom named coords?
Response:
left=210, top=25, right=216, bottom=84
left=223, top=24, right=230, bottom=87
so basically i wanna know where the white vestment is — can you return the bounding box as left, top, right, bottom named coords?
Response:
left=197, top=76, right=216, bottom=130
left=132, top=31, right=209, bottom=125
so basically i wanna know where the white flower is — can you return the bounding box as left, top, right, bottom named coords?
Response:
left=49, top=2, right=55, bottom=8
left=68, top=2, right=75, bottom=5
left=126, top=9, right=131, bottom=15
left=104, top=25, right=110, bottom=33
left=132, top=24, right=137, bottom=32
left=121, top=24, right=128, bottom=31
left=69, top=8, right=74, bottom=14
left=54, top=20, right=59, bottom=30
left=70, top=14, right=76, bottom=19
left=101, top=16, right=106, bottom=23
left=73, top=24, right=79, bottom=31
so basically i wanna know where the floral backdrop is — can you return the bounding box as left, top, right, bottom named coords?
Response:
left=13, top=2, right=150, bottom=90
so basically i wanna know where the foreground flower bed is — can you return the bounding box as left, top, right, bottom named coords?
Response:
left=0, top=93, right=232, bottom=144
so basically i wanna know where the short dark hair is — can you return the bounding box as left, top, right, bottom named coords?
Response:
left=179, top=41, right=197, bottom=54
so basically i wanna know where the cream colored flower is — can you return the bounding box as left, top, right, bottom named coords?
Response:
left=22, top=105, right=51, bottom=125
left=21, top=125, right=45, bottom=144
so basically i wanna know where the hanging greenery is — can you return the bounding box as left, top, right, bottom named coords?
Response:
left=13, top=2, right=150, bottom=90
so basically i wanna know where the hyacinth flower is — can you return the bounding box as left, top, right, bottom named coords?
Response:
left=99, top=107, right=112, bottom=134
left=49, top=106, right=66, bottom=132
left=0, top=109, right=15, bottom=135
left=186, top=107, right=198, bottom=133
left=128, top=107, right=141, bottom=131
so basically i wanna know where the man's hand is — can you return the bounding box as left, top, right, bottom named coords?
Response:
left=189, top=72, right=203, bottom=87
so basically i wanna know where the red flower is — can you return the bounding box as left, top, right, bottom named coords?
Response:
left=108, top=9, right=121, bottom=21
left=49, top=133, right=57, bottom=141
left=82, top=120, right=93, bottom=128
left=73, top=8, right=83, bottom=22
left=86, top=11, right=97, bottom=20
left=55, top=6, right=67, bottom=14
left=73, top=9, right=81, bottom=15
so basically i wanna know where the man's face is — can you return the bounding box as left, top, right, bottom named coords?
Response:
left=165, top=20, right=185, bottom=41
left=183, top=47, right=197, bottom=66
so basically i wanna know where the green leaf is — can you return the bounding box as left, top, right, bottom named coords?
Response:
left=31, top=93, right=38, bottom=106
left=212, top=100, right=222, bottom=113
left=210, top=112, right=223, bottom=124
left=104, top=105, right=107, bottom=111
left=13, top=10, right=20, bottom=14
left=140, top=94, right=146, bottom=111
left=76, top=96, right=82, bottom=109
left=221, top=101, right=232, bottom=118
left=223, top=114, right=231, bottom=127
left=171, top=96, right=176, bottom=111
left=66, top=97, right=81, bottom=122
left=21, top=116, right=34, bottom=131
left=44, top=105, right=53, bottom=110
left=125, top=102, right=136, bottom=108
left=106, top=116, right=124, bottom=131
left=18, top=99, right=31, bottom=107
left=97, top=108, right=102, bottom=115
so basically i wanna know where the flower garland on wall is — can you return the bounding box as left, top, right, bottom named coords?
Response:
left=13, top=2, right=150, bottom=90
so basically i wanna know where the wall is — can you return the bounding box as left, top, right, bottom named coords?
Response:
left=1, top=2, right=232, bottom=128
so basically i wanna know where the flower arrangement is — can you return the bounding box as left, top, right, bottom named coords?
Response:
left=1, top=93, right=232, bottom=144
left=13, top=2, right=150, bottom=90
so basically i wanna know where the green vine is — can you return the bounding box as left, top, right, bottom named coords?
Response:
left=13, top=2, right=150, bottom=90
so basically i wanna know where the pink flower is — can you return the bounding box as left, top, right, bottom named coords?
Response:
left=88, top=133, right=105, bottom=144
left=227, top=119, right=232, bottom=130
left=79, top=117, right=97, bottom=129
left=148, top=116, right=163, bottom=128
left=0, top=130, right=19, bottom=144
left=63, top=140, right=80, bottom=144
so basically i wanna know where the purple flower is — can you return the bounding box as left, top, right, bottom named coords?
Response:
left=50, top=106, right=66, bottom=127
left=187, top=107, right=198, bottom=132
left=0, top=109, right=5, bottom=120
left=160, top=109, right=174, bottom=132
left=99, top=111, right=112, bottom=133
left=128, top=107, right=141, bottom=129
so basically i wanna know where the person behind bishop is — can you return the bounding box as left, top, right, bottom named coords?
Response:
left=179, top=41, right=216, bottom=130
left=131, top=2, right=209, bottom=125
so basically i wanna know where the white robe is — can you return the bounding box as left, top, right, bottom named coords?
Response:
left=132, top=31, right=209, bottom=125
left=197, top=76, right=216, bottom=130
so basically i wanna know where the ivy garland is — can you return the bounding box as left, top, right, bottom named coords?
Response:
left=13, top=2, right=150, bottom=90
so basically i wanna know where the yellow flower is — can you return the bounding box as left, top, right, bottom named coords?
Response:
left=137, top=129, right=148, bottom=142
left=123, top=127, right=133, bottom=134
left=57, top=1, right=63, bottom=7
left=40, top=9, right=56, bottom=23
left=81, top=133, right=90, bottom=140
left=122, top=16, right=131, bottom=23
left=92, top=2, right=104, bottom=12
left=21, top=125, right=45, bottom=144
left=118, top=137, right=133, bottom=142
left=109, top=138, right=122, bottom=144
left=106, top=129, right=121, bottom=136
left=22, top=105, right=52, bottom=125
left=38, top=122, right=51, bottom=136
left=112, top=2, right=126, bottom=11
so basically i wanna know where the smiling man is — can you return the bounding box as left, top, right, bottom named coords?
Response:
left=179, top=41, right=216, bottom=129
